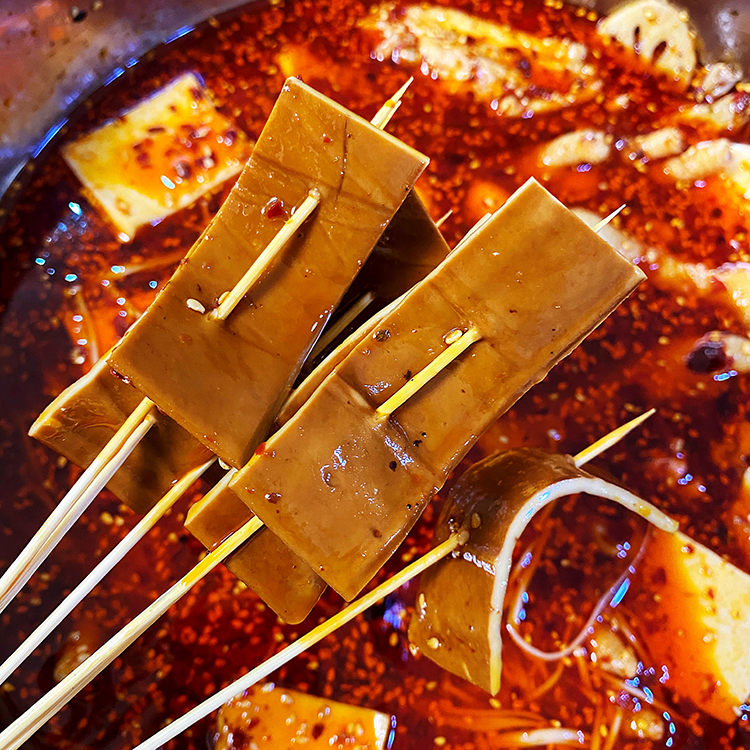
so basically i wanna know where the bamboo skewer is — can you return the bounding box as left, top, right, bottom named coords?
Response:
left=573, top=408, right=655, bottom=467
left=211, top=188, right=322, bottom=321
left=308, top=291, right=375, bottom=363
left=132, top=410, right=656, bottom=750
left=1, top=407, right=655, bottom=748
left=593, top=204, right=627, bottom=233
left=0, top=81, right=432, bottom=745
left=0, top=79, right=413, bottom=619
left=370, top=77, right=413, bottom=130
left=436, top=208, right=453, bottom=228
left=0, top=397, right=157, bottom=614
left=0, top=76, right=413, bottom=621
left=0, top=457, right=215, bottom=686
left=133, top=530, right=468, bottom=750
left=4, top=178, right=321, bottom=611
left=377, top=327, right=482, bottom=416
left=0, top=514, right=265, bottom=750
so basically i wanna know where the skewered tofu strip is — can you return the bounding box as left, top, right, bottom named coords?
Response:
left=186, top=473, right=327, bottom=624
left=331, top=191, right=451, bottom=342
left=185, top=191, right=451, bottom=623
left=110, top=78, right=429, bottom=468
left=408, top=447, right=677, bottom=695
left=29, top=354, right=213, bottom=515
left=230, top=179, right=645, bottom=601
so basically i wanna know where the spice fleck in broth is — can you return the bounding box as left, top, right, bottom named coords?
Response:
left=0, top=0, right=749, bottom=748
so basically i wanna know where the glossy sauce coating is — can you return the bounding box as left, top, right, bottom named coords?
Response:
left=184, top=190, right=451, bottom=624
left=110, top=77, right=428, bottom=468
left=233, top=180, right=641, bottom=601
left=0, top=0, right=749, bottom=749
left=29, top=353, right=213, bottom=515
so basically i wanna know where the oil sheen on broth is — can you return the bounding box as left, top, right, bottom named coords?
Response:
left=0, top=0, right=748, bottom=749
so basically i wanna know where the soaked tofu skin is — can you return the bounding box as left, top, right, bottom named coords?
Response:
left=407, top=448, right=676, bottom=695
left=185, top=193, right=449, bottom=623
left=231, top=180, right=645, bottom=601
left=110, top=78, right=429, bottom=468
left=186, top=477, right=326, bottom=623
left=345, top=190, right=451, bottom=316
left=29, top=355, right=213, bottom=515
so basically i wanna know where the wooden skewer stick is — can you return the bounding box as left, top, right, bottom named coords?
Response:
left=0, top=79, right=418, bottom=616
left=0, top=397, right=156, bottom=614
left=0, top=457, right=215, bottom=685
left=0, top=514, right=265, bottom=750
left=573, top=408, right=655, bottom=467
left=131, top=411, right=657, bottom=750
left=0, top=83, right=426, bottom=744
left=377, top=327, right=482, bottom=417
left=370, top=76, right=413, bottom=130
left=211, top=188, right=322, bottom=321
left=593, top=204, right=627, bottom=233
left=308, top=291, right=375, bottom=363
left=436, top=208, right=453, bottom=228
left=133, top=529, right=468, bottom=750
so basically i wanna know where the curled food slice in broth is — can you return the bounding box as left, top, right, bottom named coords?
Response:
left=408, top=447, right=677, bottom=695
left=363, top=4, right=602, bottom=116
left=597, top=0, right=697, bottom=85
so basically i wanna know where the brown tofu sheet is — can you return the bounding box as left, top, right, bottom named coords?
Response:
left=186, top=474, right=326, bottom=623
left=359, top=190, right=450, bottom=305
left=230, top=179, right=645, bottom=601
left=109, top=77, right=429, bottom=468
left=300, top=190, right=451, bottom=375
left=185, top=193, right=451, bottom=623
left=281, top=190, right=450, bottom=422
left=407, top=448, right=677, bottom=695
left=29, top=355, right=213, bottom=515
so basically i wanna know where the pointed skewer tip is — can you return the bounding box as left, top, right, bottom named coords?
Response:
left=573, top=408, right=656, bottom=468
left=593, top=203, right=627, bottom=234
left=436, top=209, right=453, bottom=228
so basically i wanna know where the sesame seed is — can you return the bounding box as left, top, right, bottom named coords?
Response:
left=186, top=298, right=206, bottom=314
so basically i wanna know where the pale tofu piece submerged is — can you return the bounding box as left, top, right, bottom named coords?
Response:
left=63, top=73, right=251, bottom=241
left=638, top=528, right=750, bottom=723
left=214, top=684, right=391, bottom=750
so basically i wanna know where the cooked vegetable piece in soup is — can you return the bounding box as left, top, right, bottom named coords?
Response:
left=214, top=684, right=391, bottom=750
left=635, top=527, right=750, bottom=723
left=408, top=448, right=677, bottom=695
left=62, top=73, right=252, bottom=241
